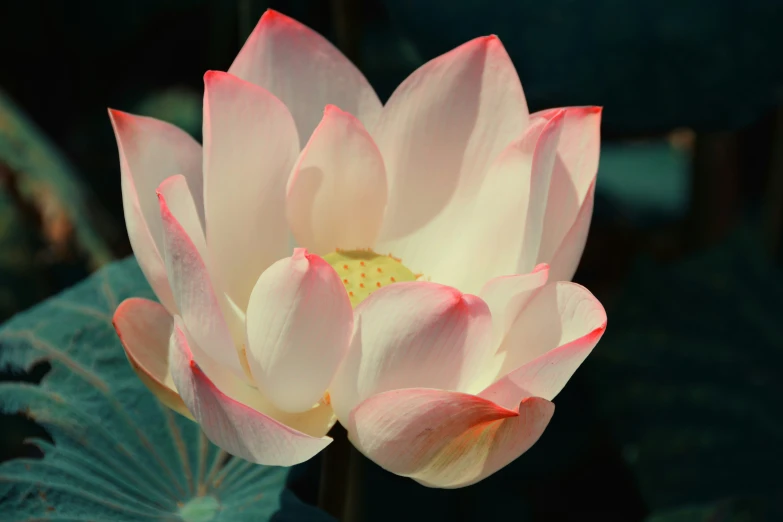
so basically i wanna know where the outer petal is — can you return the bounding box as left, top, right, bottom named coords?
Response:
left=203, top=71, right=300, bottom=310
left=113, top=297, right=191, bottom=419
left=373, top=35, right=528, bottom=281
left=479, top=264, right=550, bottom=379
left=286, top=106, right=387, bottom=254
left=228, top=9, right=382, bottom=142
left=157, top=175, right=205, bottom=257
left=547, top=180, right=596, bottom=283
left=245, top=249, right=353, bottom=413
left=329, top=282, right=494, bottom=423
left=158, top=179, right=244, bottom=380
left=534, top=107, right=602, bottom=280
left=174, top=317, right=335, bottom=439
left=432, top=112, right=564, bottom=293
left=479, top=282, right=606, bottom=409
left=169, top=318, right=332, bottom=466
left=347, top=388, right=554, bottom=488
left=109, top=110, right=203, bottom=313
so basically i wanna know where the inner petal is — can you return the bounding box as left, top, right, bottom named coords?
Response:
left=324, top=249, right=419, bottom=307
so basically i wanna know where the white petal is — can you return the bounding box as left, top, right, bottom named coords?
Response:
left=202, top=71, right=300, bottom=309
left=229, top=9, right=382, bottom=142
left=479, top=282, right=606, bottom=409
left=373, top=35, right=528, bottom=283
left=534, top=107, right=602, bottom=279
left=113, top=297, right=191, bottom=418
left=347, top=388, right=553, bottom=488
left=432, top=112, right=564, bottom=293
left=157, top=178, right=244, bottom=379
left=109, top=110, right=202, bottom=313
left=286, top=105, right=387, bottom=254
left=547, top=180, right=596, bottom=283
left=329, top=282, right=494, bottom=424
left=245, top=249, right=353, bottom=413
left=169, top=317, right=332, bottom=466
left=480, top=265, right=550, bottom=348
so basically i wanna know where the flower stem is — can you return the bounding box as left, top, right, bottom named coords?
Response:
left=318, top=424, right=363, bottom=521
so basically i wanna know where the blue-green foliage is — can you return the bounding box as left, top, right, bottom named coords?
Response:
left=0, top=257, right=333, bottom=521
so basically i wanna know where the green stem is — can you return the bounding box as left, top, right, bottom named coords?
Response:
left=318, top=424, right=363, bottom=521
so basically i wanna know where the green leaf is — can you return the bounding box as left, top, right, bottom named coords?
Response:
left=0, top=257, right=334, bottom=521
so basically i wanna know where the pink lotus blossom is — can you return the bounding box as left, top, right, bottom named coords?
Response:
left=111, top=9, right=606, bottom=485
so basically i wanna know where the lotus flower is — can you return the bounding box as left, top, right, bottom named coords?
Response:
left=111, top=9, right=606, bottom=484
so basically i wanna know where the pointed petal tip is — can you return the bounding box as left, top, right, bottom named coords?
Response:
left=533, top=263, right=550, bottom=274
left=261, top=8, right=288, bottom=23
left=250, top=8, right=302, bottom=35
left=589, top=323, right=607, bottom=340
left=469, top=34, right=505, bottom=50
left=107, top=108, right=133, bottom=129
left=203, top=69, right=229, bottom=85
left=323, top=104, right=347, bottom=116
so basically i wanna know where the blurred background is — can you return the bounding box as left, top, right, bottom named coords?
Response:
left=1, top=0, right=782, bottom=520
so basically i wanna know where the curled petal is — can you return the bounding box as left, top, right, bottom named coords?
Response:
left=287, top=105, right=387, bottom=254
left=348, top=388, right=554, bottom=488
left=113, top=297, right=191, bottom=419
left=169, top=317, right=332, bottom=466
left=547, top=180, right=596, bottom=283
left=245, top=249, right=353, bottom=413
left=480, top=324, right=605, bottom=410
left=229, top=9, right=381, bottom=141
left=330, top=282, right=494, bottom=423
left=109, top=110, right=203, bottom=313
left=480, top=282, right=606, bottom=409
left=534, top=107, right=602, bottom=278
left=158, top=179, right=244, bottom=379
left=478, top=265, right=550, bottom=381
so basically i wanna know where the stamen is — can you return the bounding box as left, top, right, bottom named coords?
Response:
left=324, top=249, right=418, bottom=307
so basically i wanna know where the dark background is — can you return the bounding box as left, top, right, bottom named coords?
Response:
left=1, top=0, right=782, bottom=520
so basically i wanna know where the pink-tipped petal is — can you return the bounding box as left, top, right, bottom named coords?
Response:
left=433, top=112, right=565, bottom=293
left=158, top=181, right=244, bottom=380
left=203, top=71, right=300, bottom=309
left=480, top=324, right=606, bottom=410
left=534, top=107, right=602, bottom=278
left=157, top=175, right=206, bottom=257
left=169, top=318, right=332, bottom=466
left=245, top=249, right=353, bottom=413
left=109, top=110, right=203, bottom=313
left=228, top=9, right=381, bottom=141
left=286, top=106, right=388, bottom=254
left=113, top=297, right=191, bottom=419
left=329, top=282, right=494, bottom=424
left=547, top=180, right=596, bottom=283
left=479, top=282, right=606, bottom=409
left=374, top=36, right=528, bottom=281
left=176, top=317, right=335, bottom=438
left=348, top=388, right=554, bottom=488
left=479, top=265, right=550, bottom=373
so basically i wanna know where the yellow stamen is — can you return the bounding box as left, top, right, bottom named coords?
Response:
left=324, top=249, right=417, bottom=307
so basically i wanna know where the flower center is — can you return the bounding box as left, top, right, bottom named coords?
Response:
left=324, top=249, right=418, bottom=307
